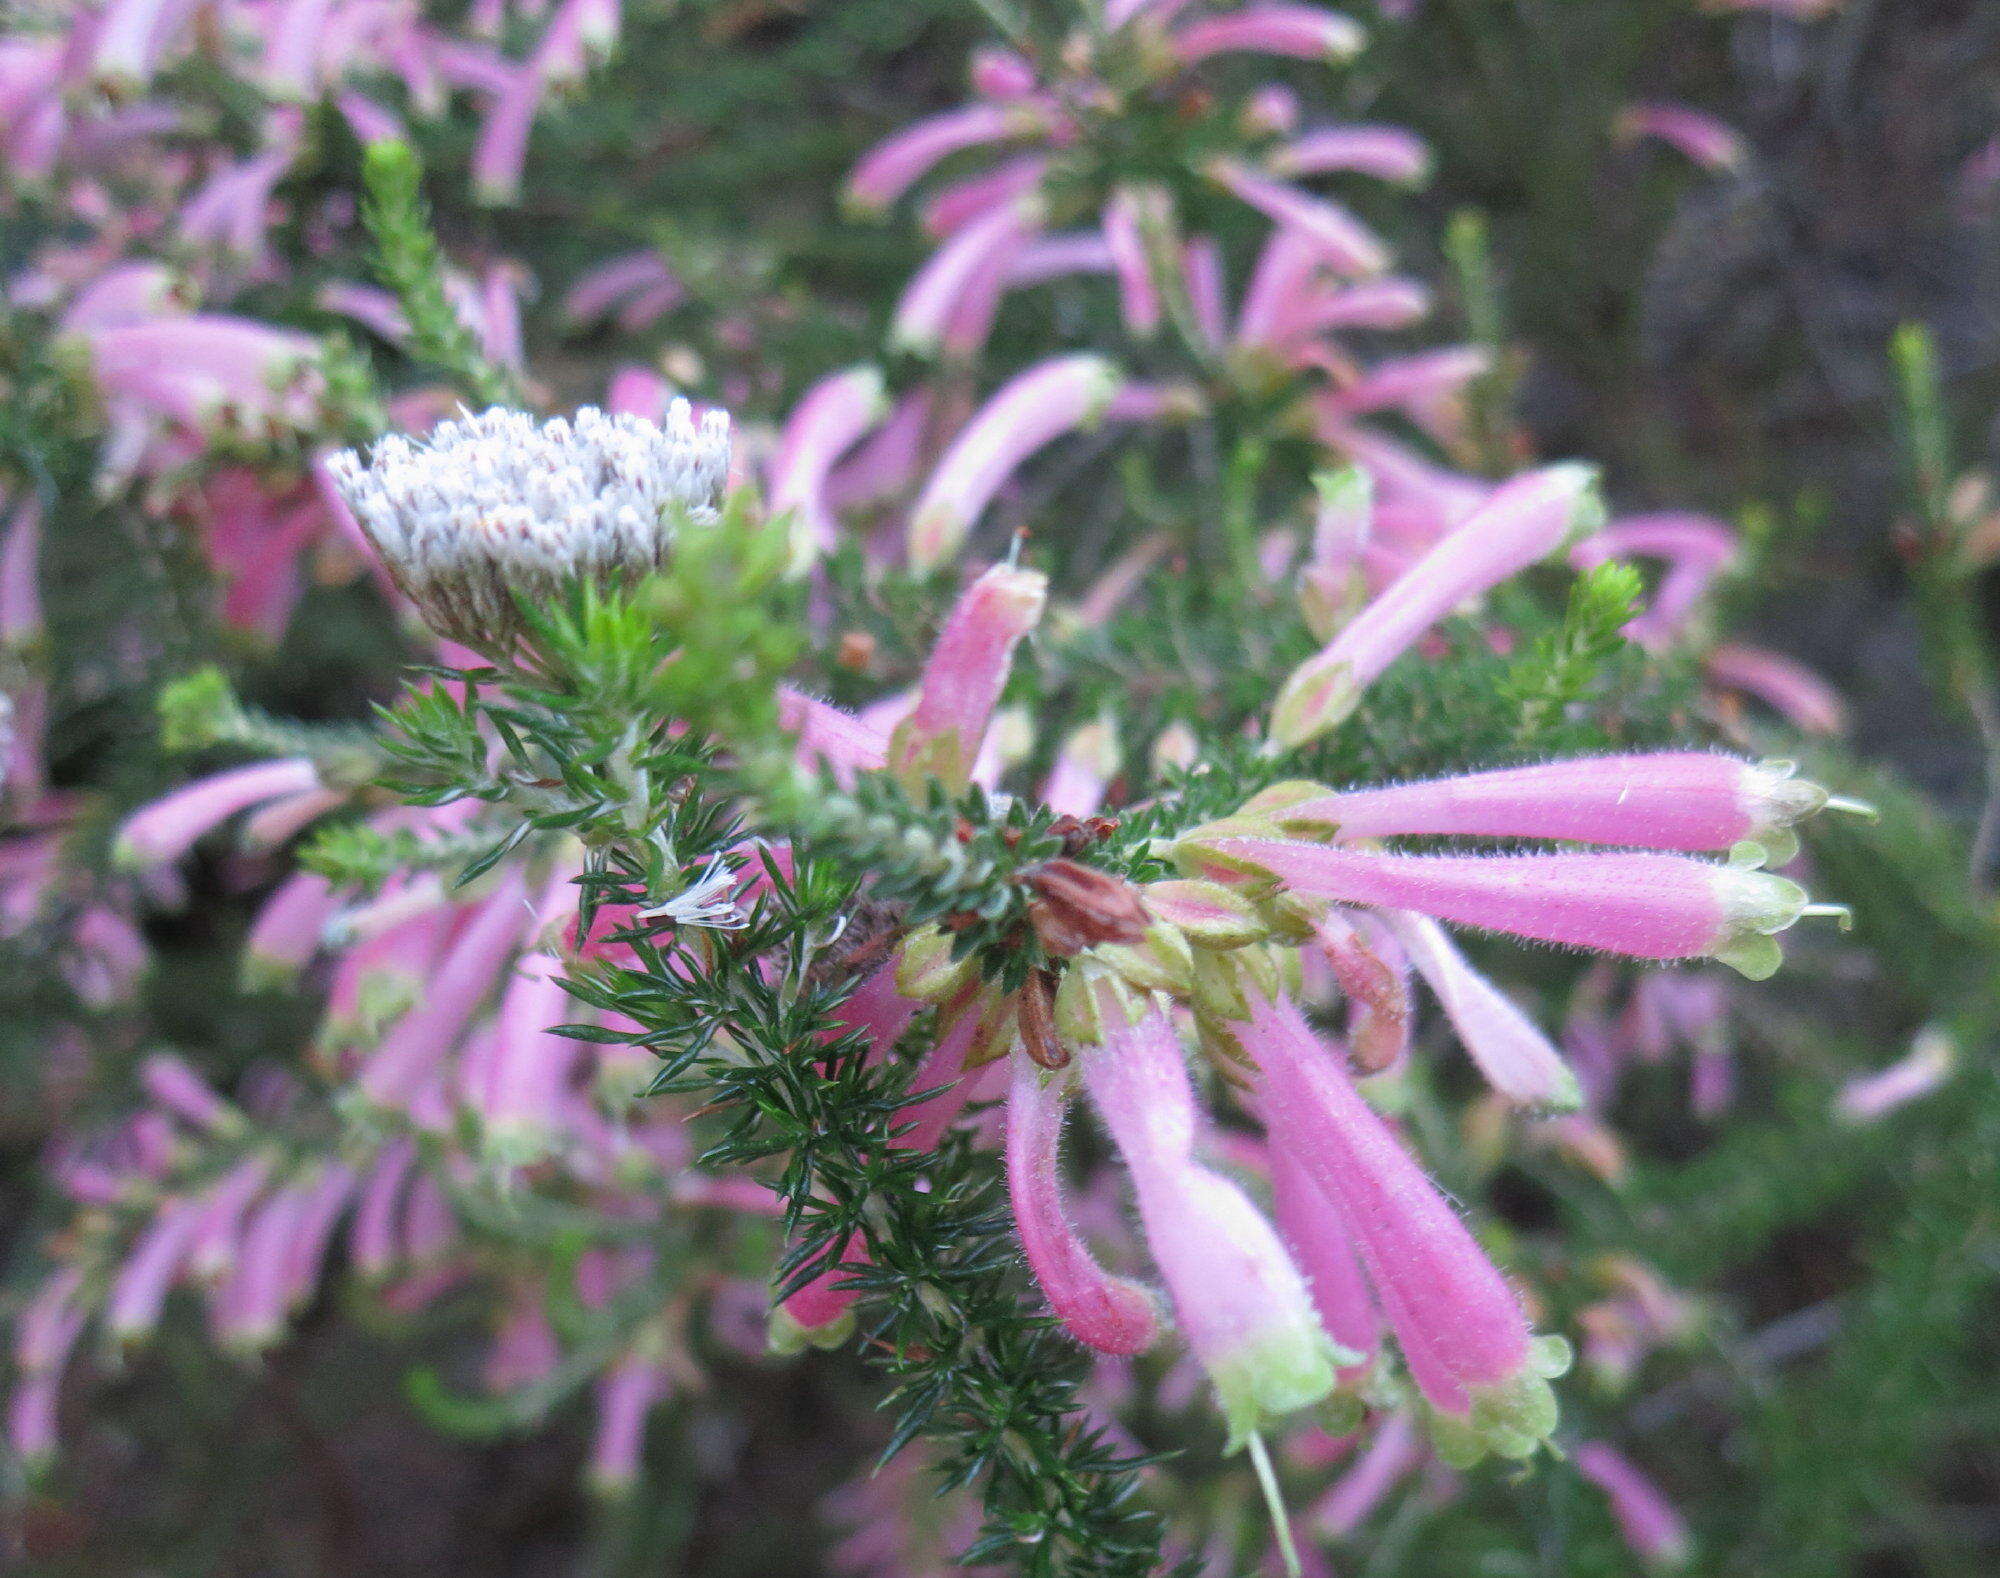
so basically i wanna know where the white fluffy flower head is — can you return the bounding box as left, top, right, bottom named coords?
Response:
left=328, top=401, right=731, bottom=650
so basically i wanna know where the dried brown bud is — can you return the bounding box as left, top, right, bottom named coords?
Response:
left=1023, top=858, right=1151, bottom=958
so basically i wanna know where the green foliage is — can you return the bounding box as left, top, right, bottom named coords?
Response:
left=360, top=140, right=519, bottom=409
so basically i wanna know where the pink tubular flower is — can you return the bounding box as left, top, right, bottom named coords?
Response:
left=1617, top=103, right=1746, bottom=173
left=357, top=868, right=535, bottom=1108
left=777, top=687, right=889, bottom=782
left=107, top=1199, right=203, bottom=1341
left=1173, top=6, right=1368, bottom=66
left=970, top=45, right=1037, bottom=100
left=1287, top=753, right=1832, bottom=859
left=242, top=871, right=340, bottom=986
left=587, top=1350, right=669, bottom=1495
left=1269, top=126, right=1431, bottom=184
left=140, top=1053, right=235, bottom=1132
left=92, top=0, right=201, bottom=93
left=1707, top=642, right=1848, bottom=735
left=80, top=316, right=321, bottom=430
left=888, top=562, right=1047, bottom=788
left=847, top=103, right=1028, bottom=216
left=768, top=365, right=890, bottom=566
left=1311, top=908, right=1410, bottom=1074
left=1572, top=513, right=1739, bottom=647
left=1081, top=993, right=1343, bottom=1447
left=1006, top=1053, right=1159, bottom=1354
left=1269, top=463, right=1600, bottom=745
left=907, top=354, right=1123, bottom=571
left=1836, top=1024, right=1956, bottom=1123
left=1103, top=186, right=1163, bottom=337
left=921, top=155, right=1049, bottom=237
left=1378, top=911, right=1580, bottom=1109
left=264, top=0, right=336, bottom=98
left=1574, top=1442, right=1692, bottom=1569
left=891, top=195, right=1044, bottom=357
left=1210, top=160, right=1389, bottom=277
left=561, top=250, right=683, bottom=331
left=1198, top=839, right=1812, bottom=976
left=472, top=950, right=582, bottom=1161
left=1267, top=1143, right=1379, bottom=1371
left=114, top=758, right=322, bottom=870
left=1312, top=1411, right=1423, bottom=1536
left=1243, top=991, right=1566, bottom=1461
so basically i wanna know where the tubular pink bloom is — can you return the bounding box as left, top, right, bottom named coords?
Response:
left=188, top=1156, right=271, bottom=1280
left=1042, top=719, right=1120, bottom=816
left=107, top=1198, right=203, bottom=1341
left=1107, top=0, right=1203, bottom=26
left=473, top=950, right=582, bottom=1161
left=92, top=0, right=202, bottom=92
left=769, top=366, right=889, bottom=564
left=1312, top=1411, right=1423, bottom=1536
left=1617, top=103, right=1746, bottom=172
left=1329, top=423, right=1490, bottom=533
left=350, top=1138, right=418, bottom=1277
left=276, top=1164, right=358, bottom=1314
left=319, top=281, right=411, bottom=342
left=1574, top=1442, right=1692, bottom=1568
left=1836, top=1024, right=1956, bottom=1123
left=908, top=354, right=1122, bottom=571
left=1082, top=996, right=1342, bottom=1446
left=485, top=1295, right=561, bottom=1391
left=1288, top=753, right=1830, bottom=856
left=1242, top=85, right=1303, bottom=137
left=587, top=1351, right=668, bottom=1495
left=1378, top=911, right=1581, bottom=1109
left=1244, top=992, right=1564, bottom=1458
left=114, top=757, right=321, bottom=871
left=1183, top=237, right=1229, bottom=346
left=921, top=155, right=1048, bottom=237
left=59, top=263, right=183, bottom=333
left=1572, top=514, right=1739, bottom=647
left=81, top=316, right=321, bottom=428
left=1237, top=228, right=1327, bottom=348
left=1173, top=7, right=1367, bottom=66
left=1313, top=908, right=1410, bottom=1073
left=240, top=786, right=345, bottom=853
left=264, top=0, right=335, bottom=98
left=1270, top=463, right=1599, bottom=745
left=1200, top=840, right=1812, bottom=976
left=140, top=1053, right=234, bottom=1131
left=16, top=1266, right=86, bottom=1375
left=215, top=1181, right=313, bottom=1348
left=1317, top=346, right=1488, bottom=427
left=1103, top=187, right=1162, bottom=337
left=777, top=686, right=889, bottom=782
left=1269, top=126, right=1431, bottom=184
left=893, top=196, right=1044, bottom=356
left=1267, top=1143, right=1380, bottom=1368
left=561, top=250, right=682, bottom=329
left=473, top=65, right=543, bottom=205
left=1294, top=278, right=1432, bottom=335
left=970, top=46, right=1038, bottom=100
left=1210, top=159, right=1389, bottom=277
left=337, top=91, right=403, bottom=145
left=1007, top=1053, right=1159, bottom=1354
left=357, top=869, right=535, bottom=1108
left=889, top=562, right=1048, bottom=788
left=1007, top=232, right=1115, bottom=285
left=847, top=103, right=1026, bottom=216
left=1707, top=642, right=1847, bottom=735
